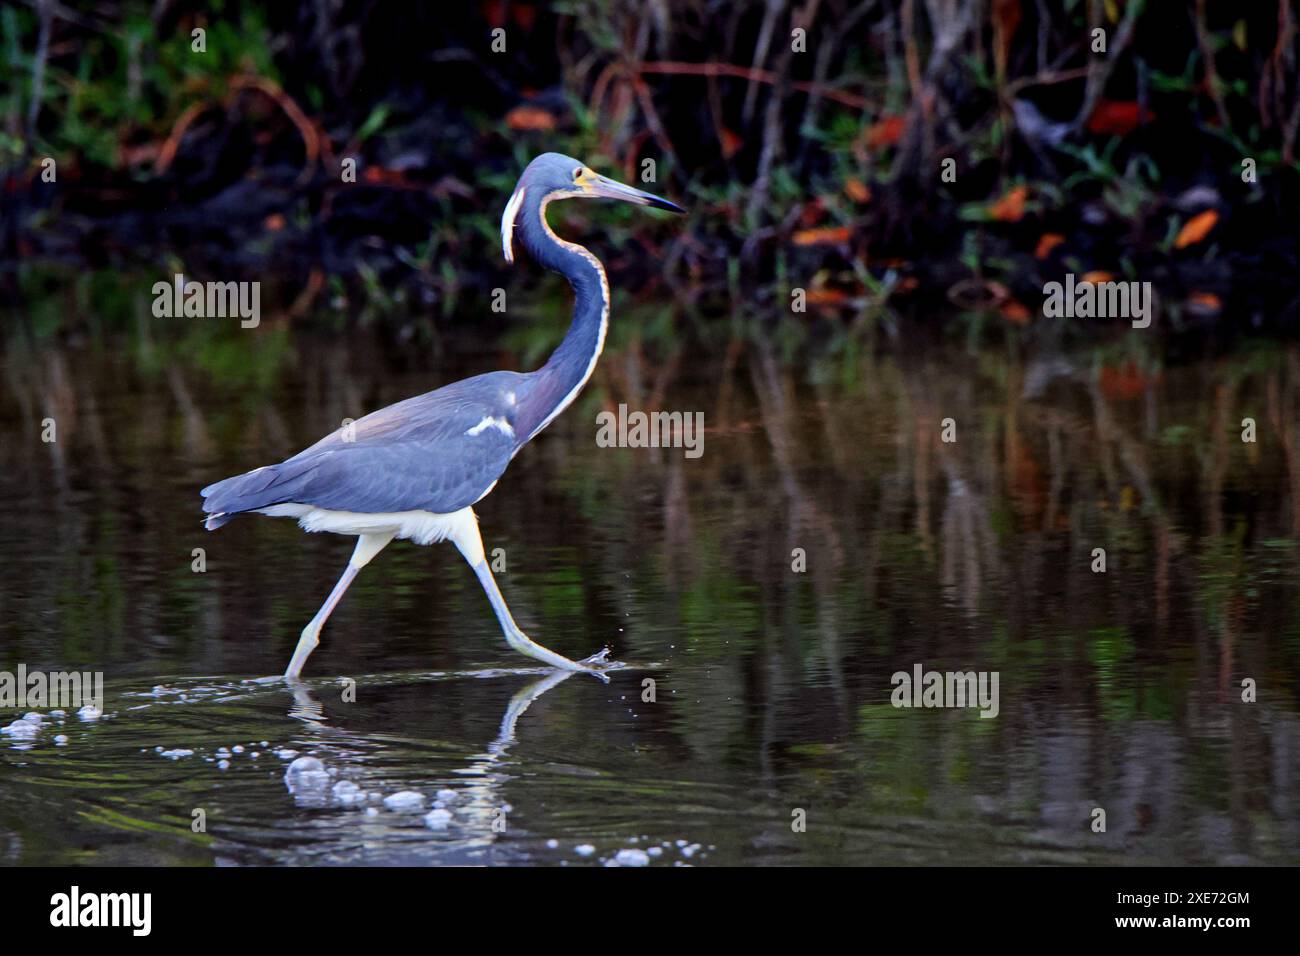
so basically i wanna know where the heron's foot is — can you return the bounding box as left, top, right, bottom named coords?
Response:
left=575, top=646, right=622, bottom=681
left=504, top=628, right=620, bottom=679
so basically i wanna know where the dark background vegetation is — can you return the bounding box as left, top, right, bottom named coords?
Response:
left=3, top=0, right=1300, bottom=335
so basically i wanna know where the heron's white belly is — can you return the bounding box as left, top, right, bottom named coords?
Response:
left=257, top=503, right=478, bottom=547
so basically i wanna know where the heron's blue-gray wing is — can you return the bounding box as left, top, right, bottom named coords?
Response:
left=295, top=423, right=516, bottom=514
left=202, top=372, right=528, bottom=520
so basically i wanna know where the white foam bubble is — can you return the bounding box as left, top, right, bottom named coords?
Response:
left=1, top=720, right=39, bottom=739
left=284, top=756, right=330, bottom=791
left=383, top=790, right=425, bottom=811
left=332, top=781, right=366, bottom=805
left=423, top=808, right=453, bottom=829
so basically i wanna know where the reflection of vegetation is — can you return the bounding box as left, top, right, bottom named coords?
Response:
left=3, top=307, right=1300, bottom=861
left=1197, top=527, right=1249, bottom=639
left=1087, top=626, right=1137, bottom=721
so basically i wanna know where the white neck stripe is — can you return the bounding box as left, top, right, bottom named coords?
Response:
left=501, top=186, right=526, bottom=263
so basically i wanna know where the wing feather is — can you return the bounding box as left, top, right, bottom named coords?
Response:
left=201, top=371, right=531, bottom=522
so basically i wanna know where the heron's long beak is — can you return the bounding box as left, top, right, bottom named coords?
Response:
left=586, top=174, right=686, bottom=214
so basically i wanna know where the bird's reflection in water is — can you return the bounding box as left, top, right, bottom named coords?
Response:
left=282, top=669, right=579, bottom=843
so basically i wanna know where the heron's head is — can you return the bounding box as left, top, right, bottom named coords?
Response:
left=502, top=152, right=685, bottom=263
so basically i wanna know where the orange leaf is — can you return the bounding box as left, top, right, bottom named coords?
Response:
left=362, top=166, right=411, bottom=186
left=1080, top=270, right=1115, bottom=284
left=719, top=127, right=743, bottom=159
left=989, top=185, right=1028, bottom=222
left=1099, top=362, right=1153, bottom=401
left=1174, top=209, right=1218, bottom=249
left=798, top=198, right=826, bottom=228
left=1086, top=100, right=1155, bottom=137
left=479, top=0, right=507, bottom=28
left=866, top=115, right=906, bottom=149
left=1186, top=291, right=1222, bottom=314
left=263, top=213, right=286, bottom=232
left=505, top=105, right=556, bottom=131
left=1034, top=233, right=1065, bottom=259
left=1000, top=299, right=1032, bottom=325
left=792, top=226, right=852, bottom=246
left=844, top=178, right=871, bottom=203
left=804, top=288, right=850, bottom=306
left=511, top=2, right=537, bottom=30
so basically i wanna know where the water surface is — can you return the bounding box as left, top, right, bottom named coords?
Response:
left=2, top=306, right=1299, bottom=865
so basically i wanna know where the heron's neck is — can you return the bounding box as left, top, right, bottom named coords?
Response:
left=517, top=196, right=610, bottom=439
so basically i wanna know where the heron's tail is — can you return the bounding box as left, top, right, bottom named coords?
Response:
left=204, top=511, right=234, bottom=531
left=200, top=461, right=313, bottom=530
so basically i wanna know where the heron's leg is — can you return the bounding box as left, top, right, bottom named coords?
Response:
left=450, top=512, right=613, bottom=678
left=284, top=531, right=395, bottom=680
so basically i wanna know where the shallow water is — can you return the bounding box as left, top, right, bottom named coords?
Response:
left=2, top=311, right=1299, bottom=865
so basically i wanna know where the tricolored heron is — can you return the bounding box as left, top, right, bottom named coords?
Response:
left=200, top=152, right=685, bottom=680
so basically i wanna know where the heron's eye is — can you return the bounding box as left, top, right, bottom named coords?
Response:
left=572, top=167, right=583, bottom=180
